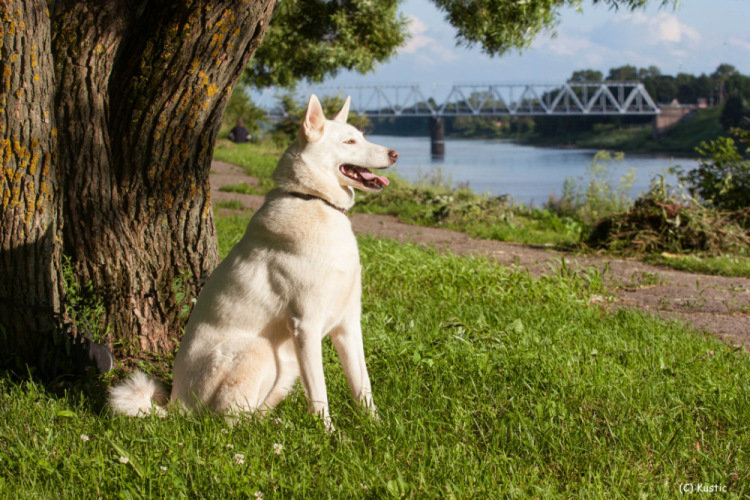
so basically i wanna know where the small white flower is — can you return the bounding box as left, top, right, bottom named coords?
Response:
left=160, top=465, right=168, bottom=472
left=118, top=456, right=129, bottom=464
left=221, top=428, right=229, bottom=434
left=254, top=492, right=263, bottom=499
left=272, top=417, right=282, bottom=425
left=226, top=443, right=234, bottom=450
left=273, top=443, right=283, bottom=455
left=589, top=294, right=608, bottom=305
left=233, top=453, right=245, bottom=465
left=80, top=434, right=90, bottom=442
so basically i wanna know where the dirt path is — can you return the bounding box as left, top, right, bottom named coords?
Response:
left=211, top=161, right=750, bottom=348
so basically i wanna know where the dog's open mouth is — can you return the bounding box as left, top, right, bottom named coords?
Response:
left=339, top=164, right=390, bottom=190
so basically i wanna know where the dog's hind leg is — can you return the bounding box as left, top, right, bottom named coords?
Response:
left=211, top=339, right=277, bottom=415
left=257, top=339, right=300, bottom=415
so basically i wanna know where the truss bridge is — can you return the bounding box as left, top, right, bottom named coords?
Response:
left=286, top=81, right=660, bottom=156
left=303, top=82, right=659, bottom=117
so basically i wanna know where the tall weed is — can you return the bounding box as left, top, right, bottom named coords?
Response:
left=547, top=151, right=636, bottom=225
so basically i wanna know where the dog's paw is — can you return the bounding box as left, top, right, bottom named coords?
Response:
left=323, top=416, right=336, bottom=433
left=371, top=409, right=381, bottom=422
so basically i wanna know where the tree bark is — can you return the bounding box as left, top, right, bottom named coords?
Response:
left=0, top=1, right=65, bottom=369
left=49, top=0, right=275, bottom=361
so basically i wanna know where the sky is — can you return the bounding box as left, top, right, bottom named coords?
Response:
left=294, top=0, right=750, bottom=93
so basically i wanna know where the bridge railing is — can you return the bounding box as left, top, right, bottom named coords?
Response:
left=282, top=82, right=660, bottom=117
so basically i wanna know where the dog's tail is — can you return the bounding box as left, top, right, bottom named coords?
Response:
left=109, top=370, right=169, bottom=417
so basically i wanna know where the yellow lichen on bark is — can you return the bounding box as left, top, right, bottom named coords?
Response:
left=3, top=63, right=11, bottom=90
left=24, top=179, right=35, bottom=225
left=40, top=153, right=50, bottom=179
left=29, top=152, right=38, bottom=175
left=2, top=139, right=11, bottom=163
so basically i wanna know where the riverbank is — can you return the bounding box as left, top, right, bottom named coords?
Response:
left=520, top=107, right=723, bottom=156
left=371, top=107, right=722, bottom=157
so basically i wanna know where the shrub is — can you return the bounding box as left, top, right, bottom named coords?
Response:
left=676, top=135, right=750, bottom=212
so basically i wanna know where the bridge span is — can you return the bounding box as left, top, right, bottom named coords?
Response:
left=298, top=82, right=660, bottom=117
left=282, top=81, right=660, bottom=156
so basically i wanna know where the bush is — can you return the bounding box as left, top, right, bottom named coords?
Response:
left=677, top=135, right=750, bottom=212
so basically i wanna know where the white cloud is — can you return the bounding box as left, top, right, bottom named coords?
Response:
left=728, top=37, right=750, bottom=53
left=399, top=15, right=457, bottom=63
left=648, top=12, right=701, bottom=45
left=401, top=16, right=430, bottom=54
left=597, top=11, right=701, bottom=47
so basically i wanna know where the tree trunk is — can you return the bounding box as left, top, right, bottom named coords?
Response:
left=0, top=1, right=65, bottom=370
left=49, top=0, right=275, bottom=362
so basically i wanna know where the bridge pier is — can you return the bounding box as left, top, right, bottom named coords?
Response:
left=430, top=116, right=445, bottom=159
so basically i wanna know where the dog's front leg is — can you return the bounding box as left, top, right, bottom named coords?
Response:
left=331, top=318, right=377, bottom=418
left=289, top=317, right=333, bottom=431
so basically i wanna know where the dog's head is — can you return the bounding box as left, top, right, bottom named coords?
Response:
left=273, top=95, right=398, bottom=209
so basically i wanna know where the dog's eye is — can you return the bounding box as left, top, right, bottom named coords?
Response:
left=344, top=139, right=357, bottom=145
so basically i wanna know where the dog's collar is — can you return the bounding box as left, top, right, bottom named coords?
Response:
left=286, top=191, right=348, bottom=214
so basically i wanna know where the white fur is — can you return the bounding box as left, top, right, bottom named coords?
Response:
left=109, top=370, right=168, bottom=417
left=110, top=95, right=397, bottom=430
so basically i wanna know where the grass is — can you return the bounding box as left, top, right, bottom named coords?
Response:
left=645, top=253, right=750, bottom=279
left=219, top=182, right=260, bottom=195
left=214, top=200, right=245, bottom=212
left=1, top=214, right=749, bottom=497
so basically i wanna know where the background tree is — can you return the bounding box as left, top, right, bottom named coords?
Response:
left=607, top=65, right=639, bottom=81
left=246, top=0, right=408, bottom=88
left=429, top=0, right=673, bottom=56
left=569, top=69, right=603, bottom=83
left=720, top=94, right=746, bottom=131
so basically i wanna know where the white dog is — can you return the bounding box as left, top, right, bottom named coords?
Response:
left=110, top=95, right=398, bottom=430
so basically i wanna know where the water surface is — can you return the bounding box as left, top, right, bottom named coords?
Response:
left=370, top=135, right=699, bottom=206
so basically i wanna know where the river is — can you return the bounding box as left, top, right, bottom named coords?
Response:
left=370, top=135, right=700, bottom=206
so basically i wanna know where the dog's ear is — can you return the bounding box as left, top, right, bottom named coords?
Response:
left=331, top=96, right=351, bottom=123
left=301, top=94, right=326, bottom=143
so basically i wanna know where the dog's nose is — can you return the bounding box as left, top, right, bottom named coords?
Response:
left=388, top=149, right=399, bottom=162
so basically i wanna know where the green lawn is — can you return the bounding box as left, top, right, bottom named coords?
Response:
left=1, top=214, right=748, bottom=497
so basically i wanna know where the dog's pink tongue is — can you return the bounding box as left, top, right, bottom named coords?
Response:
left=359, top=168, right=390, bottom=186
